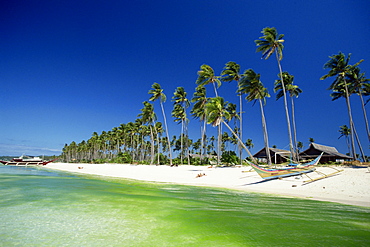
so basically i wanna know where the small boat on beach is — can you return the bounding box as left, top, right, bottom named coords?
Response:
left=246, top=153, right=323, bottom=180
left=0, top=155, right=56, bottom=166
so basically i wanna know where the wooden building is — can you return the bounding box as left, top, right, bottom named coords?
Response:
left=299, top=143, right=352, bottom=163
left=253, top=147, right=291, bottom=164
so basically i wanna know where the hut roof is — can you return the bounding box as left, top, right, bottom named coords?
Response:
left=253, top=147, right=290, bottom=157
left=300, top=143, right=352, bottom=159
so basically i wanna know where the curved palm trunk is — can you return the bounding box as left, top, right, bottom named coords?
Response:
left=276, top=52, right=295, bottom=162
left=239, top=94, right=243, bottom=165
left=344, top=81, right=357, bottom=160
left=222, top=120, right=257, bottom=163
left=156, top=130, right=160, bottom=165
left=259, top=99, right=272, bottom=166
left=201, top=119, right=207, bottom=164
left=199, top=121, right=203, bottom=164
left=212, top=82, right=219, bottom=97
left=358, top=92, right=370, bottom=142
left=352, top=124, right=367, bottom=162
left=186, top=123, right=190, bottom=165
left=160, top=102, right=173, bottom=166
left=290, top=96, right=299, bottom=161
left=345, top=135, right=351, bottom=155
left=180, top=120, right=184, bottom=165
left=217, top=124, right=221, bottom=165
left=149, top=125, right=155, bottom=165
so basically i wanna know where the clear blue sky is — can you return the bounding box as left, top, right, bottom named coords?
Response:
left=1, top=0, right=369, bottom=156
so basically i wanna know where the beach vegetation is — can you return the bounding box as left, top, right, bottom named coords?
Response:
left=60, top=27, right=369, bottom=165
left=221, top=151, right=240, bottom=166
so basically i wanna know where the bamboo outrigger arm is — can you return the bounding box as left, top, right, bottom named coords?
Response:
left=303, top=167, right=344, bottom=184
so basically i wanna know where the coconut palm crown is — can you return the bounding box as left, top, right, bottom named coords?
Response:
left=255, top=27, right=284, bottom=61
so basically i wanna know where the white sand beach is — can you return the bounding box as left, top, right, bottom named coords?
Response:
left=45, top=163, right=370, bottom=207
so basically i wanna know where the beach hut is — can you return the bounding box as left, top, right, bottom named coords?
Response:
left=299, top=143, right=352, bottom=163
left=253, top=147, right=291, bottom=164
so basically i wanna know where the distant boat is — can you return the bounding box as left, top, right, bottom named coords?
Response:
left=0, top=155, right=56, bottom=166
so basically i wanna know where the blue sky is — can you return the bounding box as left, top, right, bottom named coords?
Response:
left=1, top=0, right=369, bottom=157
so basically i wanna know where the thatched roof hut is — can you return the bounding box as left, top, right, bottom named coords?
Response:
left=299, top=143, right=352, bottom=163
left=253, top=147, right=291, bottom=164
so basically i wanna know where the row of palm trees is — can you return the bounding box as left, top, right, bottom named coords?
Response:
left=61, top=27, right=369, bottom=164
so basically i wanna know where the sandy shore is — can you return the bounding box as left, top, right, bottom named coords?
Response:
left=45, top=163, right=370, bottom=207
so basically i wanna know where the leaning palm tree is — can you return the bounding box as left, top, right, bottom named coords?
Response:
left=347, top=66, right=370, bottom=141
left=320, top=52, right=363, bottom=160
left=330, top=82, right=367, bottom=162
left=274, top=71, right=302, bottom=160
left=196, top=64, right=221, bottom=97
left=191, top=85, right=208, bottom=164
left=221, top=61, right=244, bottom=164
left=205, top=96, right=257, bottom=163
left=255, top=27, right=295, bottom=162
left=149, top=83, right=173, bottom=166
left=239, top=68, right=272, bottom=165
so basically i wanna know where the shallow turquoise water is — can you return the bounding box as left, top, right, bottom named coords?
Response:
left=0, top=165, right=369, bottom=246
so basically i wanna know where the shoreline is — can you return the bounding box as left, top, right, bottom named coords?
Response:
left=45, top=163, right=370, bottom=207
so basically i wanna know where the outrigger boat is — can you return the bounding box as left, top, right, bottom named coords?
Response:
left=246, top=153, right=343, bottom=183
left=0, top=155, right=56, bottom=166
left=247, top=153, right=321, bottom=180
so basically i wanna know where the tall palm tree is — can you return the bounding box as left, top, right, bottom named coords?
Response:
left=149, top=83, right=173, bottom=166
left=172, top=87, right=190, bottom=165
left=338, top=125, right=351, bottom=156
left=196, top=64, right=221, bottom=97
left=221, top=61, right=244, bottom=164
left=138, top=101, right=157, bottom=165
left=274, top=71, right=302, bottom=160
left=330, top=81, right=367, bottom=162
left=205, top=96, right=257, bottom=164
left=239, top=68, right=272, bottom=165
left=347, top=66, right=370, bottom=141
left=191, top=85, right=208, bottom=164
left=320, top=52, right=363, bottom=160
left=255, top=27, right=295, bottom=162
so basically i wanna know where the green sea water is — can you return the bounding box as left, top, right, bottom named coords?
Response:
left=0, top=165, right=369, bottom=246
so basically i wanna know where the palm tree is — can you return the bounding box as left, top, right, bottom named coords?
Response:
left=221, top=61, right=244, bottom=164
left=255, top=27, right=295, bottom=162
left=196, top=64, right=221, bottom=97
left=191, top=85, right=208, bottom=164
left=320, top=52, right=363, bottom=160
left=149, top=83, right=173, bottom=166
left=205, top=96, right=256, bottom=164
left=154, top=122, right=163, bottom=165
left=274, top=71, right=302, bottom=161
left=172, top=87, right=190, bottom=165
left=245, top=139, right=254, bottom=150
left=347, top=66, right=370, bottom=141
left=239, top=69, right=272, bottom=165
left=297, top=141, right=303, bottom=153
left=338, top=125, right=351, bottom=156
left=138, top=101, right=157, bottom=165
left=330, top=81, right=367, bottom=162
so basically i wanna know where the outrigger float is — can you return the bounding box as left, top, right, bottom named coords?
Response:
left=0, top=155, right=56, bottom=166
left=246, top=153, right=343, bottom=183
